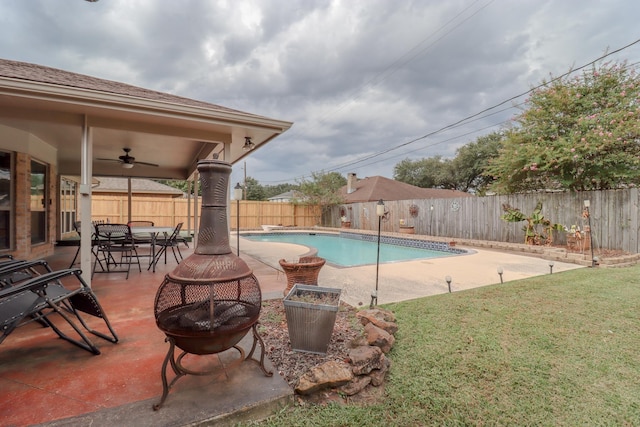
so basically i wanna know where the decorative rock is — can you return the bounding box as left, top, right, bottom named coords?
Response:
left=295, top=361, right=353, bottom=395
left=292, top=306, right=400, bottom=399
left=340, top=375, right=372, bottom=396
left=369, top=355, right=391, bottom=386
left=364, top=322, right=395, bottom=353
left=356, top=308, right=398, bottom=335
left=349, top=345, right=384, bottom=375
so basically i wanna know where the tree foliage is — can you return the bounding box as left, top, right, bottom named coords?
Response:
left=243, top=176, right=265, bottom=200
left=393, top=131, right=502, bottom=194
left=450, top=132, right=503, bottom=194
left=393, top=156, right=449, bottom=189
left=487, top=61, right=640, bottom=193
left=262, top=183, right=299, bottom=200
left=296, top=171, right=346, bottom=207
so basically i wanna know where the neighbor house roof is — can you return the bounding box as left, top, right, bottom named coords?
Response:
left=340, top=175, right=473, bottom=203
left=268, top=190, right=302, bottom=202
left=92, top=177, right=184, bottom=197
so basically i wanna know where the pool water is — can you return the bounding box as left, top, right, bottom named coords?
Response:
left=243, top=233, right=457, bottom=267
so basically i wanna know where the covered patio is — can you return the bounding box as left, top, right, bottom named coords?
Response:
left=0, top=244, right=292, bottom=426
left=0, top=58, right=292, bottom=285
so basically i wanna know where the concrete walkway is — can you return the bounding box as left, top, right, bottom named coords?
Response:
left=236, top=230, right=584, bottom=307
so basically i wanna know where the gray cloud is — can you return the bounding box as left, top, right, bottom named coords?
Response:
left=1, top=0, right=639, bottom=186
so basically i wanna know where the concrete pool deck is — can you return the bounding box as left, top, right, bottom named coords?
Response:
left=235, top=229, right=585, bottom=307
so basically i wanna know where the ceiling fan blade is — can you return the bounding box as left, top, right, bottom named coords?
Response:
left=135, top=161, right=160, bottom=167
left=96, top=158, right=122, bottom=163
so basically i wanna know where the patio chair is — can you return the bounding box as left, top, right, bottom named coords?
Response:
left=127, top=220, right=155, bottom=244
left=149, top=222, right=183, bottom=270
left=0, top=265, right=119, bottom=355
left=93, top=223, right=141, bottom=279
left=176, top=233, right=190, bottom=248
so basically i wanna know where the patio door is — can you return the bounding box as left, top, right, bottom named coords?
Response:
left=60, top=177, right=77, bottom=236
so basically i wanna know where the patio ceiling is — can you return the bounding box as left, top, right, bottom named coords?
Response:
left=0, top=59, right=293, bottom=180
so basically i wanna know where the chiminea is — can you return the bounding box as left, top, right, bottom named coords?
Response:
left=153, top=159, right=272, bottom=410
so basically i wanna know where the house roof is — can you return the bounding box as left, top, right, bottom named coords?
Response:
left=92, top=177, right=184, bottom=197
left=0, top=58, right=293, bottom=180
left=268, top=190, right=300, bottom=201
left=339, top=176, right=473, bottom=203
left=0, top=59, right=251, bottom=117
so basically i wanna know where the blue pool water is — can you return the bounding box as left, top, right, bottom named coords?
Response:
left=243, top=233, right=460, bottom=267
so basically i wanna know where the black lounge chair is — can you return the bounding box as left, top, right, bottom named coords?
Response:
left=0, top=263, right=119, bottom=355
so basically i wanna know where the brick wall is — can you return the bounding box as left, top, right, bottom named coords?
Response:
left=6, top=152, right=57, bottom=260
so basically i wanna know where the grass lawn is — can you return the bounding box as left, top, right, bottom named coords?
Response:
left=244, top=265, right=640, bottom=426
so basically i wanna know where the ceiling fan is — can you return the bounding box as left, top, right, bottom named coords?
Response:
left=98, top=148, right=159, bottom=169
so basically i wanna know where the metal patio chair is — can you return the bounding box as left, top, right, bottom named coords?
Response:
left=93, top=223, right=141, bottom=279
left=148, top=222, right=184, bottom=270
left=127, top=220, right=155, bottom=244
left=0, top=262, right=119, bottom=355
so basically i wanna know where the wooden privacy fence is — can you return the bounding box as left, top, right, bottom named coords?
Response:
left=325, top=188, right=640, bottom=254
left=88, top=189, right=640, bottom=252
left=90, top=196, right=321, bottom=232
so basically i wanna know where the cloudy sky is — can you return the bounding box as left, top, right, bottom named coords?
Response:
left=1, top=1, right=640, bottom=187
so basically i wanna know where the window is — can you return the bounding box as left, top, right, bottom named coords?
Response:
left=30, top=160, right=48, bottom=244
left=0, top=151, right=12, bottom=250
left=60, top=178, right=77, bottom=235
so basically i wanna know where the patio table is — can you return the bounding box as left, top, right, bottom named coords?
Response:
left=130, top=226, right=173, bottom=272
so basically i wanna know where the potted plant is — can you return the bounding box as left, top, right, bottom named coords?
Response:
left=283, top=284, right=342, bottom=354
left=340, top=216, right=351, bottom=228
left=399, top=218, right=415, bottom=234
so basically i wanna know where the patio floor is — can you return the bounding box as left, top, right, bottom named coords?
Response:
left=0, top=244, right=292, bottom=427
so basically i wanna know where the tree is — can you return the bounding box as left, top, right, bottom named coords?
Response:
left=244, top=176, right=265, bottom=200
left=393, top=131, right=502, bottom=194
left=487, top=61, right=640, bottom=193
left=393, top=156, right=450, bottom=188
left=262, top=183, right=299, bottom=200
left=451, top=131, right=503, bottom=194
left=296, top=171, right=346, bottom=224
left=156, top=179, right=195, bottom=195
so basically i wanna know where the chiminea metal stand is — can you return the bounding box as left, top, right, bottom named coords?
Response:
left=153, top=160, right=272, bottom=410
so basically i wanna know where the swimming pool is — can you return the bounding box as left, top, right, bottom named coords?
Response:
left=243, top=232, right=465, bottom=267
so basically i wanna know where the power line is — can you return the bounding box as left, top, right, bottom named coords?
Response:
left=269, top=36, right=640, bottom=183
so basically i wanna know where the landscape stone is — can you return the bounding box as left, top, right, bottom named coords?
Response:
left=369, top=355, right=391, bottom=386
left=340, top=375, right=372, bottom=396
left=349, top=345, right=384, bottom=375
left=295, top=361, right=353, bottom=395
left=356, top=308, right=398, bottom=334
left=364, top=322, right=395, bottom=353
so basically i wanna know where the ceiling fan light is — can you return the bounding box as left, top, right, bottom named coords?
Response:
left=243, top=137, right=255, bottom=151
left=122, top=162, right=134, bottom=169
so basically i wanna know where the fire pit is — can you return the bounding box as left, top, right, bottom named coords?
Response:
left=153, top=159, right=272, bottom=410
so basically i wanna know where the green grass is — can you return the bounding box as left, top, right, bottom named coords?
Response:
left=242, top=266, right=640, bottom=426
